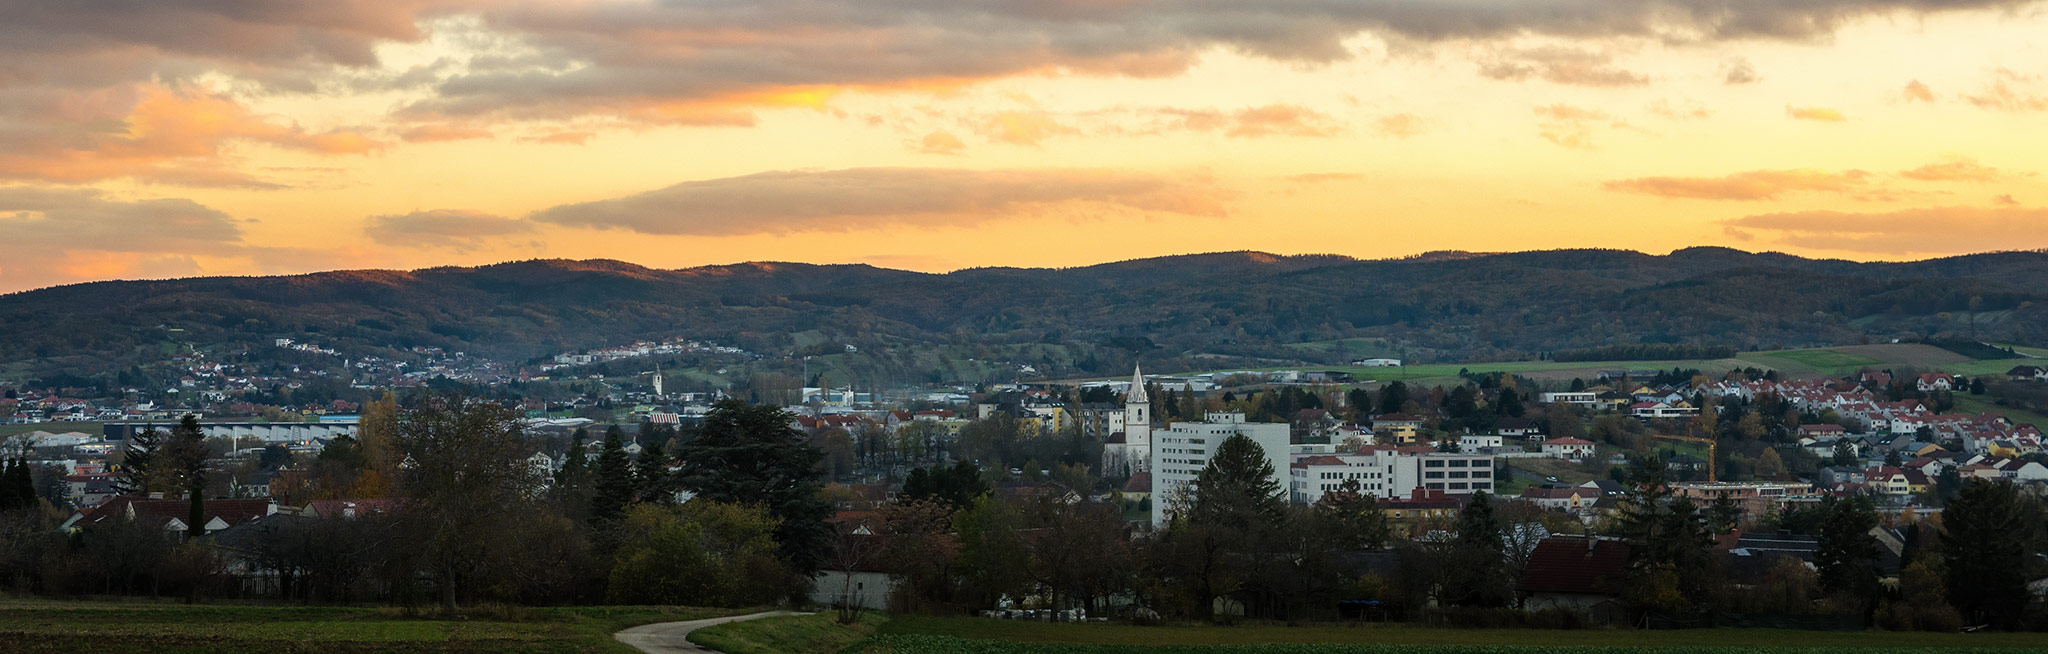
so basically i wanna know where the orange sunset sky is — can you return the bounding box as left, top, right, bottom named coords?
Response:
left=2, top=1, right=2047, bottom=293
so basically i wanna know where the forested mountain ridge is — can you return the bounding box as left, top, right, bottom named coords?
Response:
left=3, top=247, right=2045, bottom=380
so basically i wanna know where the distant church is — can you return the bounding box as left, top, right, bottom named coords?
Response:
left=1101, top=364, right=1153, bottom=476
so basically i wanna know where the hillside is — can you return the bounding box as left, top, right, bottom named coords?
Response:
left=3, top=248, right=2046, bottom=382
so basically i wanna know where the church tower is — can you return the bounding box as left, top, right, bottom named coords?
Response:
left=651, top=365, right=665, bottom=399
left=1124, top=363, right=1152, bottom=467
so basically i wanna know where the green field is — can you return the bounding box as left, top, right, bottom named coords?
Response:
left=0, top=599, right=740, bottom=654
left=1951, top=394, right=2048, bottom=431
left=690, top=611, right=883, bottom=654
left=865, top=615, right=2048, bottom=651
left=1744, top=350, right=1883, bottom=373
left=8, top=603, right=2046, bottom=654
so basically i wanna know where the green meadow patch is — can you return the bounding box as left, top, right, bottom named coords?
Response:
left=0, top=599, right=739, bottom=654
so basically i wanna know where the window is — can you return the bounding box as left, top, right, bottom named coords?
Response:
left=1424, top=460, right=1445, bottom=468
left=1426, top=483, right=1444, bottom=490
left=1449, top=459, right=1468, bottom=467
left=1425, top=471, right=1444, bottom=479
left=1448, top=471, right=1467, bottom=479
left=1469, top=470, right=1490, bottom=479
left=1450, top=482, right=1468, bottom=490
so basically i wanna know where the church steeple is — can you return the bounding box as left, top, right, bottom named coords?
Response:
left=1126, top=363, right=1148, bottom=404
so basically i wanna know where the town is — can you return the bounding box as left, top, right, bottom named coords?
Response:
left=5, top=346, right=2047, bottom=646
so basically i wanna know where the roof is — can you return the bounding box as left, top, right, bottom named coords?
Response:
left=77, top=497, right=275, bottom=530
left=1517, top=537, right=1630, bottom=596
left=1293, top=455, right=1347, bottom=468
left=1375, top=413, right=1421, bottom=423
left=1122, top=472, right=1152, bottom=494
left=304, top=498, right=397, bottom=519
left=1541, top=437, right=1595, bottom=446
left=1126, top=364, right=1148, bottom=404
left=1496, top=417, right=1536, bottom=430
left=1520, top=486, right=1595, bottom=500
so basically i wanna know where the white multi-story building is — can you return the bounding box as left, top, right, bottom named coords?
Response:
left=1149, top=412, right=1289, bottom=527
left=1289, top=445, right=1495, bottom=504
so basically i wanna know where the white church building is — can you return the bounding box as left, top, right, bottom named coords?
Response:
left=1101, top=365, right=1154, bottom=477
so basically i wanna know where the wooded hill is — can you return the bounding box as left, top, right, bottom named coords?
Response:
left=4, top=247, right=2045, bottom=380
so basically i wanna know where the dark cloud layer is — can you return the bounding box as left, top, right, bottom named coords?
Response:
left=10, top=1, right=2021, bottom=125
left=365, top=209, right=534, bottom=249
left=1606, top=169, right=1871, bottom=200
left=1724, top=206, right=2048, bottom=254
left=529, top=167, right=1229, bottom=236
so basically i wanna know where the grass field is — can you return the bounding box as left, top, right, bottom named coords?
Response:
left=0, top=599, right=741, bottom=654
left=690, top=611, right=884, bottom=654
left=1951, top=394, right=2048, bottom=431
left=1745, top=349, right=1884, bottom=372
left=866, top=616, right=2048, bottom=651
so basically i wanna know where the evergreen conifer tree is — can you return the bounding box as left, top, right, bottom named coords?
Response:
left=590, top=426, right=634, bottom=525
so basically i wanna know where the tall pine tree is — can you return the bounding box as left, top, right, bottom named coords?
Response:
left=117, top=428, right=165, bottom=495
left=168, top=414, right=209, bottom=539
left=634, top=439, right=671, bottom=504
left=1942, top=479, right=2046, bottom=628
left=673, top=399, right=831, bottom=577
left=590, top=426, right=634, bottom=525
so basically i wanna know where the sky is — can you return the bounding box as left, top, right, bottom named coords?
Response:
left=3, top=1, right=2048, bottom=293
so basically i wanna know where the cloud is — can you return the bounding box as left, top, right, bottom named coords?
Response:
left=1476, top=46, right=1648, bottom=87
left=1377, top=113, right=1424, bottom=138
left=529, top=167, right=1230, bottom=236
left=2, top=0, right=2038, bottom=136
left=913, top=131, right=967, bottom=155
left=1647, top=98, right=1711, bottom=120
left=0, top=83, right=386, bottom=186
left=522, top=130, right=594, bottom=145
left=398, top=0, right=2046, bottom=126
left=1721, top=206, right=2048, bottom=255
left=364, top=209, right=535, bottom=250
left=1158, top=105, right=1342, bottom=138
left=0, top=186, right=239, bottom=290
left=1604, top=169, right=1872, bottom=200
left=1280, top=173, right=1365, bottom=184
left=0, top=186, right=242, bottom=249
left=400, top=123, right=494, bottom=143
left=1532, top=104, right=1627, bottom=149
left=973, top=111, right=1081, bottom=146
left=1993, top=194, right=2019, bottom=206
left=1785, top=105, right=1847, bottom=121
left=1898, top=158, right=2004, bottom=182
left=1903, top=79, right=1935, bottom=102
left=1963, top=68, right=2048, bottom=112
left=1722, top=58, right=1761, bottom=85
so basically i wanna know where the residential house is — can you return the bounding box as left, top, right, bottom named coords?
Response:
left=1495, top=417, right=1541, bottom=442
left=1539, top=437, right=1597, bottom=461
left=1459, top=434, right=1504, bottom=451
left=1520, top=486, right=1600, bottom=512
left=2008, top=365, right=2047, bottom=382
left=1517, top=536, right=1630, bottom=621
left=1371, top=413, right=1424, bottom=445
left=1916, top=373, right=1956, bottom=393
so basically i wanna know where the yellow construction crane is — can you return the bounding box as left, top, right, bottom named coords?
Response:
left=1652, top=434, right=1717, bottom=482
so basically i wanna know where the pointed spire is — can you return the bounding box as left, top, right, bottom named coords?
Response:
left=1127, top=363, right=1148, bottom=405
